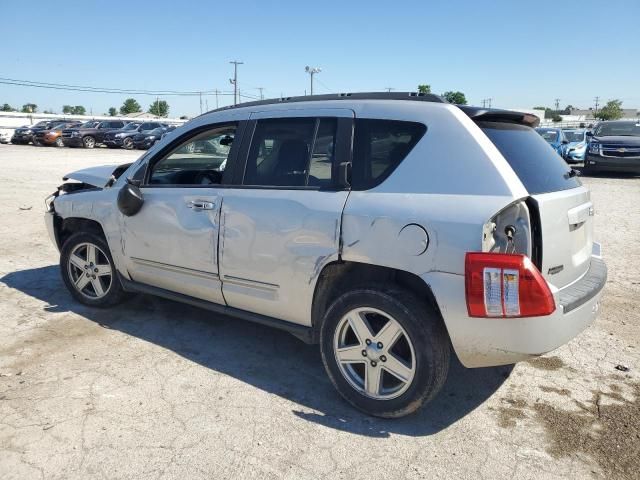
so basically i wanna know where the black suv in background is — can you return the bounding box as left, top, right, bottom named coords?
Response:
left=132, top=126, right=169, bottom=149
left=584, top=120, right=640, bottom=175
left=62, top=120, right=128, bottom=148
left=11, top=120, right=70, bottom=145
left=103, top=121, right=165, bottom=149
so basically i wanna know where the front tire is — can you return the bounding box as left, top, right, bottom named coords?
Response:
left=320, top=288, right=450, bottom=418
left=82, top=135, right=96, bottom=149
left=60, top=232, right=125, bottom=307
left=55, top=137, right=64, bottom=147
left=122, top=137, right=134, bottom=150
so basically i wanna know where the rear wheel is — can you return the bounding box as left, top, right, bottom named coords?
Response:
left=83, top=135, right=96, bottom=149
left=320, top=288, right=450, bottom=418
left=60, top=232, right=125, bottom=307
left=122, top=137, right=134, bottom=150
left=32, top=137, right=41, bottom=146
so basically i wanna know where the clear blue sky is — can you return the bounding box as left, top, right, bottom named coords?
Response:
left=1, top=0, right=639, bottom=117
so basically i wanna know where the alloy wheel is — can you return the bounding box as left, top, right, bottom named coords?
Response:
left=333, top=307, right=416, bottom=400
left=67, top=242, right=113, bottom=299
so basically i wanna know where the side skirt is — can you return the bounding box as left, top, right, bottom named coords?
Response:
left=119, top=275, right=314, bottom=344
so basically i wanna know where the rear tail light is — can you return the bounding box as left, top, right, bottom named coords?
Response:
left=465, top=252, right=555, bottom=318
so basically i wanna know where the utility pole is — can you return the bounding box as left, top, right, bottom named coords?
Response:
left=481, top=99, right=486, bottom=108
left=554, top=98, right=561, bottom=111
left=258, top=87, right=264, bottom=100
left=215, top=89, right=219, bottom=109
left=594, top=96, right=600, bottom=117
left=155, top=96, right=159, bottom=117
left=199, top=92, right=203, bottom=114
left=229, top=60, right=243, bottom=105
left=305, top=66, right=321, bottom=95
left=384, top=87, right=394, bottom=92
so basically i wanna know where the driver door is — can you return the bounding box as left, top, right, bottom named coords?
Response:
left=121, top=123, right=238, bottom=304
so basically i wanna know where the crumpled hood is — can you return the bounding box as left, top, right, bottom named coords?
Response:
left=62, top=164, right=123, bottom=187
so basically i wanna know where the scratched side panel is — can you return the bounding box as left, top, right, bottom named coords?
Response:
left=220, top=189, right=348, bottom=326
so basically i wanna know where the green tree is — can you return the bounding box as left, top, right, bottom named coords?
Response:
left=1, top=103, right=14, bottom=111
left=595, top=99, right=624, bottom=121
left=73, top=105, right=86, bottom=115
left=119, top=98, right=142, bottom=115
left=552, top=114, right=562, bottom=123
left=442, top=91, right=467, bottom=105
left=108, top=107, right=117, bottom=116
left=417, top=84, right=431, bottom=94
left=62, top=105, right=73, bottom=114
left=148, top=100, right=169, bottom=117
left=533, top=106, right=547, bottom=110
left=21, top=103, right=37, bottom=113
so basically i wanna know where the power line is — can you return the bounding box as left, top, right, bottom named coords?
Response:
left=0, top=76, right=237, bottom=97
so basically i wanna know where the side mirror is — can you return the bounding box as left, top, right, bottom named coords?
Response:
left=117, top=181, right=144, bottom=216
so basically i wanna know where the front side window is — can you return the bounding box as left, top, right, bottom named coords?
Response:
left=244, top=117, right=336, bottom=188
left=148, top=124, right=236, bottom=186
left=351, top=119, right=426, bottom=190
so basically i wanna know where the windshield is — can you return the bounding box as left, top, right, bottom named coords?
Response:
left=480, top=122, right=580, bottom=194
left=594, top=122, right=640, bottom=137
left=124, top=123, right=141, bottom=131
left=537, top=129, right=559, bottom=143
left=80, top=121, right=98, bottom=128
left=33, top=121, right=49, bottom=128
left=563, top=130, right=586, bottom=143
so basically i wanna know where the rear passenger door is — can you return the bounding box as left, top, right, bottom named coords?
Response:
left=220, top=108, right=353, bottom=326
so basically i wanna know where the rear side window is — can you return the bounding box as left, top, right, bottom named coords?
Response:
left=243, top=117, right=337, bottom=188
left=351, top=119, right=426, bottom=190
left=479, top=121, right=581, bottom=194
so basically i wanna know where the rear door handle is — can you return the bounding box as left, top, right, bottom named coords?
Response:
left=187, top=200, right=216, bottom=211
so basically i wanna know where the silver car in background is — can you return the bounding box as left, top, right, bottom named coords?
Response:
left=44, top=93, right=606, bottom=417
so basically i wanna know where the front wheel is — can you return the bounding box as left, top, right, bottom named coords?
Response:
left=82, top=135, right=96, bottom=148
left=122, top=137, right=134, bottom=150
left=55, top=137, right=64, bottom=147
left=320, top=288, right=450, bottom=418
left=60, top=232, right=126, bottom=307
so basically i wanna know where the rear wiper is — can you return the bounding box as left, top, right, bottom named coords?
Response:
left=564, top=169, right=579, bottom=179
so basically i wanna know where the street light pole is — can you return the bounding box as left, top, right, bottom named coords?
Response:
left=229, top=60, right=244, bottom=105
left=305, top=66, right=321, bottom=95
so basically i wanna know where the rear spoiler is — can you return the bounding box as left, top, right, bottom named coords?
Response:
left=457, top=106, right=540, bottom=128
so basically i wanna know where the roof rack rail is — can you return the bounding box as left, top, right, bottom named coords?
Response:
left=204, top=91, right=446, bottom=114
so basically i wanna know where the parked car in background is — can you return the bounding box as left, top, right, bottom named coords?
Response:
left=132, top=127, right=166, bottom=149
left=535, top=127, right=569, bottom=158
left=45, top=93, right=606, bottom=418
left=33, top=121, right=83, bottom=147
left=584, top=120, right=640, bottom=175
left=11, top=120, right=70, bottom=145
left=103, top=122, right=165, bottom=150
left=62, top=120, right=128, bottom=148
left=562, top=129, right=588, bottom=163
left=0, top=129, right=12, bottom=144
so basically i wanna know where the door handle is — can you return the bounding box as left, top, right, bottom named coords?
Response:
left=187, top=200, right=216, bottom=211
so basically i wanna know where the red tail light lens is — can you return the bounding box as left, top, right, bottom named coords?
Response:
left=465, top=252, right=555, bottom=318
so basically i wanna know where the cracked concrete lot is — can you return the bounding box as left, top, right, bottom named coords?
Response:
left=0, top=144, right=638, bottom=480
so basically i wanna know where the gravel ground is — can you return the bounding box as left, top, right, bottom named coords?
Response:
left=0, top=144, right=638, bottom=480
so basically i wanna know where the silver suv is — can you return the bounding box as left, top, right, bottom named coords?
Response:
left=45, top=93, right=606, bottom=418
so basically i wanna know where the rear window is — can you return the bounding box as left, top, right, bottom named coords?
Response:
left=351, top=119, right=426, bottom=190
left=480, top=121, right=581, bottom=194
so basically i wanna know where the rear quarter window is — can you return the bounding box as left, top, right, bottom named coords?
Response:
left=351, top=119, right=426, bottom=190
left=479, top=121, right=581, bottom=194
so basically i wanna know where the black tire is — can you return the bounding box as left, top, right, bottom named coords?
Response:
left=320, top=288, right=450, bottom=418
left=32, top=137, right=41, bottom=146
left=82, top=135, right=96, bottom=149
left=122, top=137, right=134, bottom=150
left=60, top=231, right=126, bottom=308
left=55, top=137, right=64, bottom=147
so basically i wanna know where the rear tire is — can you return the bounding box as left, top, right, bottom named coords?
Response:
left=320, top=288, right=450, bottom=418
left=60, top=232, right=126, bottom=308
left=122, top=137, right=134, bottom=150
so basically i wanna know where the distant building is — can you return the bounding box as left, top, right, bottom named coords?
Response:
left=569, top=107, right=639, bottom=119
